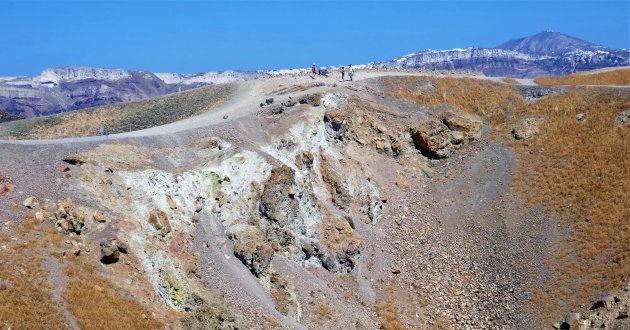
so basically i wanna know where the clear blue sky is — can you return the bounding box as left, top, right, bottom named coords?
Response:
left=1, top=0, right=628, bottom=76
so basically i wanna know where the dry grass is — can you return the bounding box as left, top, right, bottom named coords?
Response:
left=375, top=283, right=416, bottom=330
left=0, top=233, right=68, bottom=330
left=62, top=265, right=163, bottom=330
left=1, top=83, right=235, bottom=139
left=0, top=213, right=163, bottom=329
left=386, top=76, right=526, bottom=123
left=534, top=68, right=630, bottom=86
left=510, top=88, right=630, bottom=323
left=386, top=75, right=630, bottom=323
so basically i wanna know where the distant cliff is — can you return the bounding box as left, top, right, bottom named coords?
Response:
left=381, top=31, right=630, bottom=78
left=0, top=67, right=265, bottom=118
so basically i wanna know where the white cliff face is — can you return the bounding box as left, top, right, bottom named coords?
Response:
left=35, top=66, right=132, bottom=85
left=155, top=70, right=264, bottom=85
left=386, top=46, right=630, bottom=77
left=393, top=48, right=539, bottom=67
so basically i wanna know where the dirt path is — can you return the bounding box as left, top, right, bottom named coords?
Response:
left=0, top=70, right=516, bottom=146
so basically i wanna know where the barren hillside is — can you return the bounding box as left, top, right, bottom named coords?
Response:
left=0, top=71, right=628, bottom=329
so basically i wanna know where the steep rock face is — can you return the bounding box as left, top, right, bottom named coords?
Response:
left=383, top=31, right=630, bottom=78
left=37, top=66, right=132, bottom=85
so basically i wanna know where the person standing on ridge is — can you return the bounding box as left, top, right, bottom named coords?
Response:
left=348, top=64, right=355, bottom=82
left=340, top=66, right=346, bottom=81
left=311, top=63, right=317, bottom=79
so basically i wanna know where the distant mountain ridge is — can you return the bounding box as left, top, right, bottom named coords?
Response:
left=0, top=67, right=269, bottom=118
left=382, top=31, right=629, bottom=78
left=1, top=31, right=628, bottom=119
left=497, top=30, right=603, bottom=53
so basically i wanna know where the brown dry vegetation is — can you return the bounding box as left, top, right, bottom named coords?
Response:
left=389, top=76, right=630, bottom=323
left=386, top=76, right=526, bottom=123
left=375, top=287, right=406, bottom=330
left=0, top=232, right=68, bottom=330
left=509, top=89, right=630, bottom=323
left=62, top=264, right=163, bottom=330
left=0, top=83, right=235, bottom=139
left=534, top=68, right=630, bottom=86
left=0, top=214, right=163, bottom=329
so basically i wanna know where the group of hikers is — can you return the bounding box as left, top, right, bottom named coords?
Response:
left=310, top=63, right=355, bottom=81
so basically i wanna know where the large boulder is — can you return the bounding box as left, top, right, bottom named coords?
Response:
left=412, top=120, right=453, bottom=158
left=512, top=117, right=544, bottom=140
left=441, top=111, right=483, bottom=142
left=148, top=209, right=172, bottom=237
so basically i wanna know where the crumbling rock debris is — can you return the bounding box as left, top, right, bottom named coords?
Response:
left=294, top=150, right=315, bottom=171
left=270, top=271, right=301, bottom=320
left=412, top=120, right=453, bottom=159
left=148, top=208, right=172, bottom=237
left=511, top=117, right=544, bottom=140
left=441, top=111, right=483, bottom=142
left=55, top=199, right=86, bottom=234
left=259, top=165, right=299, bottom=230
left=227, top=224, right=274, bottom=277
left=318, top=215, right=363, bottom=273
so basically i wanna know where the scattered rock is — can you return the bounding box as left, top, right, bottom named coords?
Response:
left=615, top=109, right=630, bottom=125
left=23, top=196, right=38, bottom=209
left=266, top=97, right=274, bottom=105
left=148, top=209, right=171, bottom=237
left=100, top=240, right=120, bottom=264
left=166, top=196, right=178, bottom=209
left=324, top=109, right=346, bottom=131
left=93, top=210, right=107, bottom=223
left=562, top=312, right=581, bottom=330
left=271, top=106, right=285, bottom=115
left=511, top=117, right=544, bottom=140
